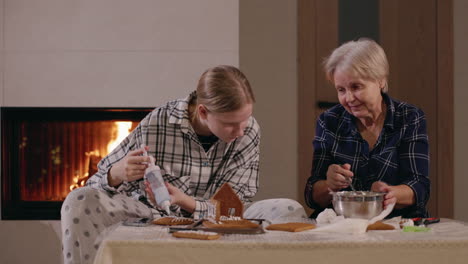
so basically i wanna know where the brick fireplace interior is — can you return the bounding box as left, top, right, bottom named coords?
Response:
left=1, top=107, right=152, bottom=220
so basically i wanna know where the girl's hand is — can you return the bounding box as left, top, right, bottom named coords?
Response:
left=145, top=181, right=196, bottom=213
left=108, top=146, right=150, bottom=186
left=144, top=181, right=158, bottom=205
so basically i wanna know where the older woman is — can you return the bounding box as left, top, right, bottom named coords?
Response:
left=304, top=39, right=430, bottom=219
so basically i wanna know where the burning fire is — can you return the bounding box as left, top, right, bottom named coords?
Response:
left=107, top=122, right=133, bottom=154
left=69, top=121, right=133, bottom=191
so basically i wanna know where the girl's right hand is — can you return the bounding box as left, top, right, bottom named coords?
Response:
left=108, top=146, right=150, bottom=186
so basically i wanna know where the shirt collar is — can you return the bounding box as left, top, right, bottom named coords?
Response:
left=338, top=107, right=357, bottom=135
left=340, top=92, right=395, bottom=135
left=382, top=92, right=396, bottom=131
left=167, top=91, right=196, bottom=135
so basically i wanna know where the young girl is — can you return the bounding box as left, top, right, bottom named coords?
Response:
left=61, top=65, right=305, bottom=264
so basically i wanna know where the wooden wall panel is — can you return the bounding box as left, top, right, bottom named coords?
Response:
left=298, top=0, right=338, bottom=215
left=436, top=0, right=454, bottom=218
left=380, top=0, right=453, bottom=217
left=298, top=0, right=317, bottom=215
left=315, top=0, right=339, bottom=104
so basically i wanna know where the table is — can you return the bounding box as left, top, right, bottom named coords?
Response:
left=94, top=218, right=468, bottom=264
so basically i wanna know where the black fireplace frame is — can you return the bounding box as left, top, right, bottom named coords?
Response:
left=1, top=107, right=152, bottom=220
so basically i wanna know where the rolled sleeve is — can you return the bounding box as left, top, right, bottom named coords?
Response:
left=305, top=114, right=332, bottom=210
left=399, top=109, right=430, bottom=213
left=192, top=199, right=216, bottom=219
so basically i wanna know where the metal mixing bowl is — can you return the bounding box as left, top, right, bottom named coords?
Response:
left=332, top=191, right=385, bottom=219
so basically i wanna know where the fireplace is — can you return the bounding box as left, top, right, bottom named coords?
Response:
left=1, top=107, right=152, bottom=220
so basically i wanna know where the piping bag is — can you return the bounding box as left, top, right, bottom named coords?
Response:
left=142, top=145, right=171, bottom=215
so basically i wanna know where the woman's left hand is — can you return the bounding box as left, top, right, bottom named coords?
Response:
left=371, top=181, right=397, bottom=209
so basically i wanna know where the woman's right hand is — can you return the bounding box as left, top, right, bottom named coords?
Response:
left=326, top=163, right=354, bottom=191
left=108, top=146, right=150, bottom=186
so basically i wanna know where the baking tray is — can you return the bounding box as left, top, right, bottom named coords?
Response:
left=168, top=219, right=266, bottom=234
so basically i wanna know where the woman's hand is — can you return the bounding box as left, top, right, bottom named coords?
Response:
left=326, top=163, right=354, bottom=191
left=371, top=181, right=416, bottom=209
left=371, top=181, right=397, bottom=209
left=108, top=146, right=150, bottom=186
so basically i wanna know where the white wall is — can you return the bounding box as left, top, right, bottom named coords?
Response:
left=0, top=1, right=239, bottom=263
left=454, top=0, right=468, bottom=221
left=239, top=0, right=298, bottom=201
left=0, top=221, right=63, bottom=264
left=1, top=0, right=238, bottom=107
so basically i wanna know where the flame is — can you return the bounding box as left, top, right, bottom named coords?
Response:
left=69, top=121, right=133, bottom=191
left=107, top=122, right=133, bottom=154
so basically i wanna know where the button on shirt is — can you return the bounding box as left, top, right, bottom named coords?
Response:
left=305, top=93, right=430, bottom=218
left=86, top=92, right=260, bottom=219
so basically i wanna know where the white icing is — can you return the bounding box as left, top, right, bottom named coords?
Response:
left=400, top=219, right=415, bottom=227
left=206, top=217, right=217, bottom=224
left=172, top=218, right=191, bottom=222
left=219, top=216, right=241, bottom=221
left=177, top=230, right=218, bottom=236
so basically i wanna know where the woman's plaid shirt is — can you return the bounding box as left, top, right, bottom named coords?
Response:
left=87, top=93, right=260, bottom=219
left=305, top=93, right=430, bottom=218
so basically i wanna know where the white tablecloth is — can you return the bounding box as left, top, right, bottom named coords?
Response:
left=94, top=218, right=468, bottom=264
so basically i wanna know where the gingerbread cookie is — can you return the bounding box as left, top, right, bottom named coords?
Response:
left=367, top=221, right=395, bottom=231
left=153, top=217, right=194, bottom=226
left=202, top=219, right=259, bottom=229
left=172, top=230, right=221, bottom=240
left=266, top=222, right=316, bottom=232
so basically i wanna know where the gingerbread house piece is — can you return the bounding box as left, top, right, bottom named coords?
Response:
left=211, top=183, right=244, bottom=220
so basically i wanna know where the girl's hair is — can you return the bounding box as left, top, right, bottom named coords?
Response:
left=194, top=65, right=255, bottom=114
left=323, top=38, right=389, bottom=92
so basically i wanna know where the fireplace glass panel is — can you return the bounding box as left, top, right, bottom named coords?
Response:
left=1, top=107, right=152, bottom=219
left=19, top=120, right=137, bottom=201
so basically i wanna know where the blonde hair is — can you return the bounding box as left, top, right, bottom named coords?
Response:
left=324, top=38, right=389, bottom=93
left=192, top=65, right=255, bottom=117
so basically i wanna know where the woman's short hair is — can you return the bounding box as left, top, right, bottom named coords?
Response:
left=323, top=38, right=389, bottom=93
left=195, top=65, right=255, bottom=113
